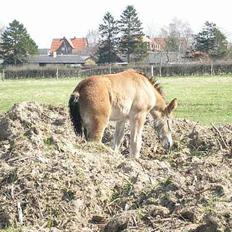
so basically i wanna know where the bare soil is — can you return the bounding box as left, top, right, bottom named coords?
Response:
left=0, top=102, right=232, bottom=232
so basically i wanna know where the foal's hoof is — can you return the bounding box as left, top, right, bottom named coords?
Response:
left=127, top=154, right=140, bottom=160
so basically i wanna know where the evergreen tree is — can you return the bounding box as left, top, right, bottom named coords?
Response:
left=97, top=12, right=119, bottom=64
left=118, top=5, right=147, bottom=63
left=194, top=21, right=228, bottom=58
left=0, top=20, right=38, bottom=65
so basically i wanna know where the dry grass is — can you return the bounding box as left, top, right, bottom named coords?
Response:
left=0, top=102, right=231, bottom=231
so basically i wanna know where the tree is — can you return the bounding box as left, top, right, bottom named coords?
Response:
left=0, top=24, right=4, bottom=55
left=0, top=24, right=4, bottom=37
left=86, top=29, right=100, bottom=48
left=97, top=12, right=119, bottom=64
left=160, top=18, right=193, bottom=61
left=226, top=43, right=232, bottom=59
left=118, top=5, right=147, bottom=63
left=0, top=20, right=38, bottom=65
left=194, top=21, right=228, bottom=59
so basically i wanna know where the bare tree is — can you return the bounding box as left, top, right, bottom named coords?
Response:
left=86, top=29, right=100, bottom=47
left=159, top=18, right=193, bottom=62
left=171, top=18, right=193, bottom=49
left=0, top=22, right=4, bottom=31
left=0, top=23, right=5, bottom=42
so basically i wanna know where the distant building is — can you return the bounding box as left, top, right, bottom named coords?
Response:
left=29, top=37, right=96, bottom=66
left=144, top=51, right=187, bottom=65
left=149, top=37, right=189, bottom=52
left=142, top=36, right=152, bottom=50
left=49, top=37, right=89, bottom=56
left=29, top=54, right=96, bottom=67
left=38, top=48, right=50, bottom=55
left=150, top=38, right=167, bottom=52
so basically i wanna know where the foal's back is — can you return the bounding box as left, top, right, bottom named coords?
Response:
left=76, top=69, right=156, bottom=118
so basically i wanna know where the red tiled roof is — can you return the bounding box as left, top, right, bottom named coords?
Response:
left=50, top=37, right=88, bottom=53
left=50, top=39, right=63, bottom=53
left=71, top=37, right=88, bottom=51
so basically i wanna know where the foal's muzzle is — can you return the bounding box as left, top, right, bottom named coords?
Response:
left=163, top=134, right=173, bottom=150
left=164, top=140, right=172, bottom=150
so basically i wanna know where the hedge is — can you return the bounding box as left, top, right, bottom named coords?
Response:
left=1, top=62, right=232, bottom=79
left=2, top=66, right=80, bottom=79
left=79, top=62, right=232, bottom=77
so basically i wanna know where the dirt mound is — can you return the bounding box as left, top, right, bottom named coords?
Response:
left=0, top=102, right=231, bottom=232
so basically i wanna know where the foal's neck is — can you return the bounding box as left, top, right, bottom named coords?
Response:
left=154, top=90, right=166, bottom=112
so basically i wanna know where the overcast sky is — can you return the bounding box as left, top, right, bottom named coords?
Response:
left=1, top=0, right=231, bottom=48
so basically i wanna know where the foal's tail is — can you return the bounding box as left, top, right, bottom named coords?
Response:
left=69, top=92, right=83, bottom=137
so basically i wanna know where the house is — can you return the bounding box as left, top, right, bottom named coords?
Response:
left=150, top=38, right=167, bottom=52
left=49, top=37, right=89, bottom=55
left=28, top=36, right=96, bottom=66
left=142, top=36, right=152, bottom=50
left=149, top=37, right=189, bottom=52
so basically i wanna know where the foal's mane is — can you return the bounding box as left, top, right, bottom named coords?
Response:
left=136, top=70, right=164, bottom=97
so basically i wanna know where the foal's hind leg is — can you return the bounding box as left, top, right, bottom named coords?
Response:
left=87, top=115, right=109, bottom=143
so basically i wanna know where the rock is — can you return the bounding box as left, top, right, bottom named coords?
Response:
left=189, top=223, right=219, bottom=232
left=147, top=205, right=170, bottom=218
left=72, top=199, right=85, bottom=212
left=179, top=208, right=196, bottom=222
left=160, top=194, right=177, bottom=212
left=212, top=185, right=225, bottom=197
left=0, top=209, right=10, bottom=229
left=0, top=117, right=19, bottom=140
left=189, top=214, right=220, bottom=232
left=203, top=214, right=219, bottom=227
left=91, top=215, right=106, bottom=224
left=104, top=213, right=130, bottom=232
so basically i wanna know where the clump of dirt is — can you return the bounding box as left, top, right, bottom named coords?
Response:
left=0, top=102, right=231, bottom=232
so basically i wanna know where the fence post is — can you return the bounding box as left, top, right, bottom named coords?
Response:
left=159, top=53, right=163, bottom=77
left=151, top=65, right=154, bottom=77
left=109, top=64, right=112, bottom=74
left=56, top=67, right=59, bottom=79
left=2, top=69, right=5, bottom=81
left=210, top=61, right=214, bottom=76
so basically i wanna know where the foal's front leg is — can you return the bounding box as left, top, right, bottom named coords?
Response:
left=129, top=113, right=147, bottom=159
left=113, top=120, right=126, bottom=152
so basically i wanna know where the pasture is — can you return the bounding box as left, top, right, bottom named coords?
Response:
left=0, top=76, right=232, bottom=125
left=0, top=75, right=232, bottom=231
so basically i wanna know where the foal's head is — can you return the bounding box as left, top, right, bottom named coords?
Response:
left=153, top=98, right=177, bottom=150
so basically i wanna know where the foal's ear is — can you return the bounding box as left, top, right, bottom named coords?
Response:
left=165, top=98, right=177, bottom=115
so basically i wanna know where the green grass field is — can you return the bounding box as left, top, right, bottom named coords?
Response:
left=0, top=76, right=231, bottom=125
left=161, top=76, right=232, bottom=125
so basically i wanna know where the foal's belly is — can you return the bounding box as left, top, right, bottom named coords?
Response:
left=109, top=105, right=130, bottom=121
